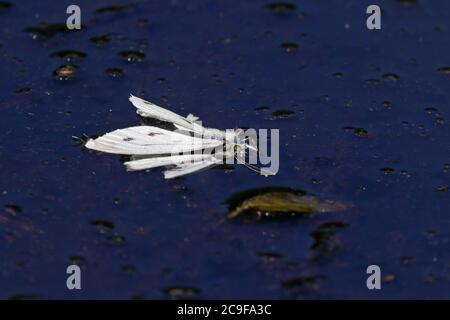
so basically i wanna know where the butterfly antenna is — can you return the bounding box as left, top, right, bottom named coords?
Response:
left=234, top=155, right=261, bottom=173
left=234, top=155, right=275, bottom=177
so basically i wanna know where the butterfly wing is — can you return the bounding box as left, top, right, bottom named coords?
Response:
left=163, top=158, right=223, bottom=179
left=129, top=95, right=197, bottom=129
left=85, top=126, right=223, bottom=155
left=129, top=94, right=227, bottom=139
left=124, top=153, right=216, bottom=171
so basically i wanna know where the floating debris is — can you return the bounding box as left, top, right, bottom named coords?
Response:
left=281, top=275, right=327, bottom=294
left=53, top=65, right=77, bottom=81
left=5, top=204, right=22, bottom=216
left=8, top=294, right=39, bottom=300
left=383, top=274, right=396, bottom=283
left=383, top=73, right=400, bottom=81
left=91, top=220, right=114, bottom=234
left=107, top=234, right=125, bottom=245
left=395, top=0, right=417, bottom=6
left=15, top=87, right=32, bottom=95
left=122, top=265, right=136, bottom=274
left=354, top=127, right=368, bottom=137
left=443, top=164, right=450, bottom=173
left=435, top=116, right=445, bottom=125
left=380, top=167, right=395, bottom=175
left=228, top=190, right=347, bottom=219
left=105, top=67, right=124, bottom=78
left=24, top=23, right=75, bottom=39
left=437, top=67, right=450, bottom=74
left=138, top=17, right=150, bottom=27
left=162, top=287, right=200, bottom=299
left=254, top=106, right=270, bottom=112
left=382, top=101, right=392, bottom=108
left=280, top=42, right=298, bottom=53
left=89, top=34, right=112, bottom=46
left=118, top=50, right=145, bottom=63
left=309, top=222, right=347, bottom=260
left=0, top=1, right=12, bottom=11
left=344, top=126, right=368, bottom=137
left=424, top=107, right=438, bottom=114
left=95, top=3, right=136, bottom=15
left=266, top=2, right=296, bottom=15
left=271, top=109, right=295, bottom=119
left=366, top=79, right=381, bottom=85
left=50, top=50, right=87, bottom=62
left=69, top=255, right=85, bottom=265
left=258, top=252, right=282, bottom=263
left=401, top=256, right=413, bottom=265
left=435, top=185, right=448, bottom=192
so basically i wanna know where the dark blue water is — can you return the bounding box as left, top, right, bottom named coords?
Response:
left=1, top=0, right=449, bottom=299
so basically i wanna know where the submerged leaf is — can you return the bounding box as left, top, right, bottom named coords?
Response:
left=228, top=192, right=347, bottom=219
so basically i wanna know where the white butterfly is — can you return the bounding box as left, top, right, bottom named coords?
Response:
left=85, top=95, right=273, bottom=179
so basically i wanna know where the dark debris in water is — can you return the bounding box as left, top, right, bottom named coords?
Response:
left=343, top=126, right=369, bottom=137
left=265, top=2, right=296, bottom=15
left=380, top=167, right=395, bottom=175
left=91, top=220, right=114, bottom=234
left=24, top=23, right=79, bottom=39
left=89, top=34, right=112, bottom=46
left=271, top=109, right=295, bottom=119
left=69, top=255, right=85, bottom=265
left=105, top=67, right=124, bottom=78
left=8, top=294, right=39, bottom=300
left=383, top=73, right=400, bottom=81
left=118, top=50, right=145, bottom=63
left=365, top=79, right=381, bottom=86
left=281, top=275, right=327, bottom=294
left=5, top=204, right=22, bottom=216
left=122, top=265, right=137, bottom=274
left=95, top=3, right=137, bottom=15
left=258, top=251, right=282, bottom=263
left=0, top=1, right=12, bottom=11
left=53, top=65, right=77, bottom=81
left=309, top=222, right=348, bottom=260
left=162, top=287, right=201, bottom=299
left=50, top=50, right=87, bottom=62
left=226, top=187, right=306, bottom=211
left=280, top=42, right=298, bottom=53
left=437, top=67, right=450, bottom=74
left=107, top=234, right=125, bottom=245
left=15, top=87, right=32, bottom=95
left=395, top=0, right=417, bottom=6
left=434, top=185, right=448, bottom=192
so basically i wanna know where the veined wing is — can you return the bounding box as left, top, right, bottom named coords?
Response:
left=129, top=95, right=196, bottom=129
left=124, top=153, right=217, bottom=171
left=164, top=158, right=223, bottom=179
left=129, top=95, right=227, bottom=139
left=85, top=126, right=223, bottom=155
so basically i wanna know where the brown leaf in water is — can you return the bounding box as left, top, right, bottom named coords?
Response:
left=228, top=192, right=347, bottom=219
